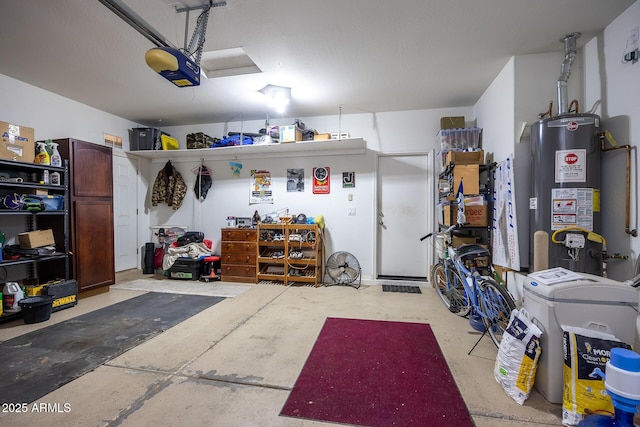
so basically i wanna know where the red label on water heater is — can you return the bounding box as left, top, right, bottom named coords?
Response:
left=564, top=153, right=579, bottom=164
left=567, top=121, right=579, bottom=131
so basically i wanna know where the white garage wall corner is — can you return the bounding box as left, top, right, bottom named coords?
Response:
left=475, top=56, right=515, bottom=159
left=474, top=51, right=584, bottom=271
left=584, top=0, right=640, bottom=280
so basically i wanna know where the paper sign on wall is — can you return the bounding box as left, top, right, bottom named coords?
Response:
left=313, top=167, right=330, bottom=194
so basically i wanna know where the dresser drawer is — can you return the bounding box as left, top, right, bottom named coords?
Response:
left=221, top=241, right=256, bottom=254
left=221, top=264, right=256, bottom=278
left=222, top=252, right=256, bottom=265
left=222, top=228, right=257, bottom=242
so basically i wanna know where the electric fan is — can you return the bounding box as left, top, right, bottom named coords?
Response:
left=325, top=251, right=361, bottom=288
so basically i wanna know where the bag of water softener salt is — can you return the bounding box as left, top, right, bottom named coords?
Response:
left=561, top=326, right=632, bottom=426
left=494, top=308, right=543, bottom=404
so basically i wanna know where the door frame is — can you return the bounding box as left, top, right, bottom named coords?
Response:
left=113, top=151, right=139, bottom=272
left=374, top=151, right=436, bottom=282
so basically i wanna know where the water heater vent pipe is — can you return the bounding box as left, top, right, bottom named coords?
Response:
left=557, top=32, right=581, bottom=115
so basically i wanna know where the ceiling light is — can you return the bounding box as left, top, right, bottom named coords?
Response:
left=259, top=84, right=291, bottom=114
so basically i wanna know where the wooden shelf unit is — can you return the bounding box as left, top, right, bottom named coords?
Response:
left=257, top=222, right=323, bottom=286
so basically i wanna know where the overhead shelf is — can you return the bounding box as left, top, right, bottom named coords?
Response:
left=125, top=137, right=367, bottom=162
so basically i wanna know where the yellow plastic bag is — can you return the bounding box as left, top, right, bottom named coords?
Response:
left=561, top=326, right=632, bottom=426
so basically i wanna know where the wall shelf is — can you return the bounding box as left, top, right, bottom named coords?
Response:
left=125, top=137, right=366, bottom=163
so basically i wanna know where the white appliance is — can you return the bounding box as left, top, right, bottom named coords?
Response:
left=522, top=272, right=638, bottom=404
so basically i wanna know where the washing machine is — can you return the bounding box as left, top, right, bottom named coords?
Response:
left=522, top=272, right=638, bottom=404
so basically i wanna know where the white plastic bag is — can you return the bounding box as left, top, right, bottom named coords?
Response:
left=494, top=308, right=543, bottom=405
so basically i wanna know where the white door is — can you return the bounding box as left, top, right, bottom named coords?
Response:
left=377, top=154, right=434, bottom=279
left=113, top=154, right=138, bottom=271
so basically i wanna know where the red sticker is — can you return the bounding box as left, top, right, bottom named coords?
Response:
left=564, top=153, right=578, bottom=164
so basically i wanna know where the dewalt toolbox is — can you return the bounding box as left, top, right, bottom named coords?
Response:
left=44, top=279, right=78, bottom=312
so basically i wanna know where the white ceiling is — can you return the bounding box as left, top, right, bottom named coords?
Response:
left=0, top=0, right=635, bottom=126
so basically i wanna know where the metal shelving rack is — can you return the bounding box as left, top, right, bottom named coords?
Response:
left=0, top=158, right=70, bottom=322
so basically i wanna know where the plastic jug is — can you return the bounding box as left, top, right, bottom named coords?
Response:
left=3, top=282, right=24, bottom=312
left=578, top=348, right=640, bottom=427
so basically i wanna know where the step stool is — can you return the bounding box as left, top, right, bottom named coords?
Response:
left=201, top=255, right=221, bottom=282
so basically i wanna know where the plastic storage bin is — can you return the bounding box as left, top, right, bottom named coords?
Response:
left=23, top=194, right=64, bottom=211
left=167, top=258, right=203, bottom=280
left=437, top=127, right=482, bottom=151
left=522, top=273, right=638, bottom=404
left=128, top=128, right=159, bottom=151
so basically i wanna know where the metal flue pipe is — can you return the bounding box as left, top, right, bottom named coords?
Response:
left=557, top=32, right=581, bottom=115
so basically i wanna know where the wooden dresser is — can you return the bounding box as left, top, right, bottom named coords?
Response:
left=220, top=228, right=257, bottom=283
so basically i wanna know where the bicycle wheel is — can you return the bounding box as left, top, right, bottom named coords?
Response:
left=479, top=278, right=516, bottom=346
left=431, top=261, right=470, bottom=317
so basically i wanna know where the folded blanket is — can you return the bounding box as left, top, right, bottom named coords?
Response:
left=163, top=242, right=211, bottom=270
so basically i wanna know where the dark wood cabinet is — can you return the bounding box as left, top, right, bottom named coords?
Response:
left=54, top=138, right=114, bottom=292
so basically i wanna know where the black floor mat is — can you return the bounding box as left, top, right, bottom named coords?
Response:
left=382, top=285, right=422, bottom=294
left=0, top=292, right=224, bottom=403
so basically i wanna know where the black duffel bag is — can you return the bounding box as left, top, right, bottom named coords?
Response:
left=176, top=231, right=204, bottom=247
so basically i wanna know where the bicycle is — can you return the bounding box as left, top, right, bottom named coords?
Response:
left=420, top=223, right=516, bottom=349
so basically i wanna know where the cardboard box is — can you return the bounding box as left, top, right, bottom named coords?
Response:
left=445, top=150, right=484, bottom=165
left=330, top=132, right=350, bottom=139
left=465, top=204, right=488, bottom=226
left=314, top=133, right=331, bottom=141
left=279, top=125, right=302, bottom=143
left=18, top=229, right=55, bottom=248
left=444, top=204, right=488, bottom=227
left=452, top=235, right=478, bottom=247
left=0, top=121, right=35, bottom=162
left=451, top=164, right=479, bottom=195
left=440, top=116, right=465, bottom=129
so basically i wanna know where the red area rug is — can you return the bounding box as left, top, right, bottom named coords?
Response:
left=280, top=317, right=474, bottom=426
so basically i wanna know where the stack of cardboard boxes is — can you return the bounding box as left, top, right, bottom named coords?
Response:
left=438, top=117, right=487, bottom=228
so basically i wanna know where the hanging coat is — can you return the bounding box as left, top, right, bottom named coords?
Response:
left=194, top=165, right=212, bottom=200
left=151, top=161, right=187, bottom=210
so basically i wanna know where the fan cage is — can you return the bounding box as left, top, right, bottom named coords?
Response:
left=324, top=251, right=361, bottom=288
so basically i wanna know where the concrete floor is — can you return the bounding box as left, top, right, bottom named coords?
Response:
left=0, top=271, right=564, bottom=426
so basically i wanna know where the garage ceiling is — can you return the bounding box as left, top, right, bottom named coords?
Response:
left=0, top=0, right=635, bottom=126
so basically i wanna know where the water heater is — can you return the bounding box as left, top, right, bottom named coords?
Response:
left=529, top=33, right=603, bottom=275
left=529, top=114, right=602, bottom=274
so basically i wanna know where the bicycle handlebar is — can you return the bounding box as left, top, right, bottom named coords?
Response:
left=419, top=233, right=433, bottom=241
left=419, top=224, right=460, bottom=241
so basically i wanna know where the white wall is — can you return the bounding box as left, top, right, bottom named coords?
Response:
left=475, top=1, right=639, bottom=279
left=148, top=106, right=474, bottom=280
left=0, top=70, right=473, bottom=279
left=0, top=74, right=137, bottom=146
left=475, top=49, right=584, bottom=270
left=584, top=0, right=640, bottom=280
